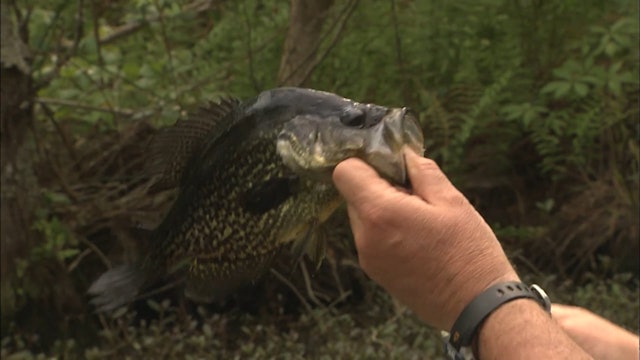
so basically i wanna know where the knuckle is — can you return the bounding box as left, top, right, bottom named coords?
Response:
left=446, top=191, right=470, bottom=207
left=415, top=157, right=441, bottom=174
left=360, top=203, right=390, bottom=225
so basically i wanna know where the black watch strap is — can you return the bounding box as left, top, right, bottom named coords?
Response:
left=447, top=281, right=551, bottom=353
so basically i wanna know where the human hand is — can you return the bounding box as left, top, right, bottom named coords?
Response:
left=552, top=303, right=639, bottom=360
left=332, top=148, right=518, bottom=330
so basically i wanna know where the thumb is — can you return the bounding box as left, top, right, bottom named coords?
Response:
left=332, top=158, right=395, bottom=206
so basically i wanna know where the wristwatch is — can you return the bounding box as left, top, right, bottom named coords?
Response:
left=442, top=282, right=551, bottom=360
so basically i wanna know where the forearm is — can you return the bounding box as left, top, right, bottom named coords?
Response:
left=477, top=299, right=593, bottom=359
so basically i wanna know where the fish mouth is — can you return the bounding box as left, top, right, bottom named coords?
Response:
left=277, top=108, right=424, bottom=184
left=363, top=108, right=424, bottom=184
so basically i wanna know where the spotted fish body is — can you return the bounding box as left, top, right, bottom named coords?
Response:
left=89, top=87, right=424, bottom=311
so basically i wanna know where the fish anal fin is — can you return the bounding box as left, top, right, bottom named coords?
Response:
left=185, top=277, right=225, bottom=303
left=184, top=266, right=269, bottom=304
left=146, top=97, right=241, bottom=190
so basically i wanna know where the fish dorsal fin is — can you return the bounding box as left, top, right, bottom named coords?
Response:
left=146, top=97, right=241, bottom=190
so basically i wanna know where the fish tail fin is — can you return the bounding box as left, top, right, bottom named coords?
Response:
left=88, top=264, right=146, bottom=312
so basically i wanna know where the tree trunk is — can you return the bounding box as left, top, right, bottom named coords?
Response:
left=277, top=0, right=334, bottom=86
left=1, top=2, right=37, bottom=319
left=1, top=3, right=83, bottom=344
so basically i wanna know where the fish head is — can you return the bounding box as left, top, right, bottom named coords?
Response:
left=265, top=88, right=424, bottom=185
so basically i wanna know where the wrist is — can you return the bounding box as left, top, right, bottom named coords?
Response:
left=445, top=271, right=520, bottom=330
left=475, top=299, right=546, bottom=355
left=445, top=281, right=550, bottom=358
left=476, top=299, right=591, bottom=359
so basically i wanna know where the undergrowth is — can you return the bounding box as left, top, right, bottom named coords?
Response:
left=2, top=274, right=637, bottom=359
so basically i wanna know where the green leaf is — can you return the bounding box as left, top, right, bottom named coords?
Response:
left=501, top=104, right=524, bottom=121
left=608, top=79, right=622, bottom=96
left=573, top=83, right=589, bottom=97
left=146, top=299, right=162, bottom=312
left=58, top=248, right=80, bottom=260
left=541, top=81, right=564, bottom=95
left=604, top=42, right=618, bottom=57
left=554, top=82, right=572, bottom=98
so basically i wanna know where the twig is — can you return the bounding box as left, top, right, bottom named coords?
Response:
left=390, top=0, right=404, bottom=71
left=35, top=0, right=84, bottom=90
left=99, top=20, right=148, bottom=46
left=79, top=235, right=111, bottom=269
left=152, top=0, right=177, bottom=93
left=270, top=268, right=312, bottom=312
left=68, top=57, right=167, bottom=107
left=328, top=255, right=348, bottom=303
left=67, top=248, right=92, bottom=272
left=35, top=97, right=136, bottom=117
left=47, top=156, right=80, bottom=203
left=391, top=0, right=412, bottom=103
left=299, top=260, right=325, bottom=307
left=84, top=0, right=216, bottom=46
left=90, top=0, right=104, bottom=69
left=36, top=0, right=216, bottom=90
left=242, top=2, right=261, bottom=92
left=39, top=102, right=79, bottom=164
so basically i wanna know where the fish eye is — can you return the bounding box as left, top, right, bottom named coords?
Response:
left=341, top=111, right=366, bottom=128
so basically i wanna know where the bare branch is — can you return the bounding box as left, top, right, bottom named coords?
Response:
left=152, top=0, right=177, bottom=93
left=90, top=0, right=103, bottom=67
left=278, top=0, right=358, bottom=87
left=294, top=0, right=359, bottom=86
left=390, top=0, right=404, bottom=69
left=91, top=0, right=217, bottom=46
left=35, top=97, right=137, bottom=117
left=39, top=102, right=79, bottom=164
left=35, top=0, right=85, bottom=89
left=36, top=0, right=217, bottom=89
left=242, top=1, right=261, bottom=92
left=99, top=20, right=148, bottom=45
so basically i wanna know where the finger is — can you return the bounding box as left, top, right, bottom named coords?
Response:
left=344, top=204, right=364, bottom=245
left=332, top=158, right=395, bottom=206
left=404, top=147, right=463, bottom=205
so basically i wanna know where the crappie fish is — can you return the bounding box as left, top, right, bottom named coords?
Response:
left=88, top=87, right=424, bottom=312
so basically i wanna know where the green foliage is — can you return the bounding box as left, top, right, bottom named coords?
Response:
left=28, top=0, right=289, bottom=127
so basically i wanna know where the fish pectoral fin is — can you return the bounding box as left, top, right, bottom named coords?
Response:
left=242, top=176, right=299, bottom=214
left=290, top=220, right=327, bottom=272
